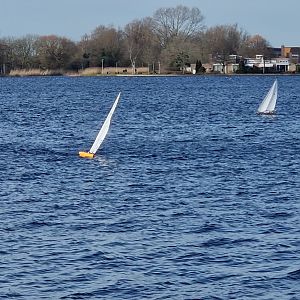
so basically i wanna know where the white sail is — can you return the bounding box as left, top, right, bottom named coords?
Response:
left=266, top=80, right=277, bottom=112
left=257, top=80, right=277, bottom=114
left=89, top=92, right=121, bottom=154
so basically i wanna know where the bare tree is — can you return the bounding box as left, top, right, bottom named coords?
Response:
left=0, top=39, right=9, bottom=74
left=11, top=35, right=39, bottom=69
left=1, top=37, right=21, bottom=71
left=239, top=34, right=271, bottom=58
left=202, top=24, right=247, bottom=64
left=35, top=35, right=78, bottom=70
left=83, top=25, right=124, bottom=67
left=160, top=36, right=201, bottom=72
left=152, top=5, right=205, bottom=48
left=124, top=18, right=157, bottom=74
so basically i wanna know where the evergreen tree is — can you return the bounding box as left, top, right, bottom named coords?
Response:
left=196, top=59, right=205, bottom=73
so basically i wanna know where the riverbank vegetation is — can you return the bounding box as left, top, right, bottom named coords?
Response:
left=0, top=5, right=272, bottom=76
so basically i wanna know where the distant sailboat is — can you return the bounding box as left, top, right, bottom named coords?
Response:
left=257, top=80, right=278, bottom=115
left=79, top=92, right=121, bottom=159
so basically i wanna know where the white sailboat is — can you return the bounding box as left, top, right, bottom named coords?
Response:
left=79, top=92, right=121, bottom=158
left=257, top=79, right=278, bottom=115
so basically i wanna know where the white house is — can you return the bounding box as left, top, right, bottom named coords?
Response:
left=244, top=55, right=292, bottom=72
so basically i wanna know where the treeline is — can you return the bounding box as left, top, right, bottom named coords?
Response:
left=0, top=5, right=271, bottom=74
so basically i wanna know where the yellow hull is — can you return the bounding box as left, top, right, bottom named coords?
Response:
left=79, top=151, right=95, bottom=159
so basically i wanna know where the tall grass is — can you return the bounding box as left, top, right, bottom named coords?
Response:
left=9, top=66, right=151, bottom=77
left=9, top=69, right=63, bottom=76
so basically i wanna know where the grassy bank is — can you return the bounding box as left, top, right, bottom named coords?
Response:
left=9, top=69, right=64, bottom=76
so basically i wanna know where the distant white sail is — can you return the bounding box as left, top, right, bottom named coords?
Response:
left=89, top=92, right=121, bottom=154
left=257, top=80, right=278, bottom=114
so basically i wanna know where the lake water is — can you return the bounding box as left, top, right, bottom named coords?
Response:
left=1, top=75, right=300, bottom=299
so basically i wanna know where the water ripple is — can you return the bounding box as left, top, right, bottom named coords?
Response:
left=1, top=75, right=300, bottom=299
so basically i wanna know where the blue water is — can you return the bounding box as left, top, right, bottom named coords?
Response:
left=1, top=75, right=300, bottom=299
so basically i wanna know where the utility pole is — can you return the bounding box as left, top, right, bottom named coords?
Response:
left=101, top=58, right=104, bottom=74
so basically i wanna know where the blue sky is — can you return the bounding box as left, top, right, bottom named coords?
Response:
left=0, top=0, right=299, bottom=47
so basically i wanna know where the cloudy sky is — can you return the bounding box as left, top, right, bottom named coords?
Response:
left=0, top=0, right=298, bottom=47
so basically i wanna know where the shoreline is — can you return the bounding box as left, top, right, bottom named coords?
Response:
left=2, top=72, right=300, bottom=78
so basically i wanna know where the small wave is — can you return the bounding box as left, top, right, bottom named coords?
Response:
left=93, top=155, right=117, bottom=167
left=2, top=291, right=23, bottom=299
left=204, top=273, right=238, bottom=284
left=287, top=269, right=300, bottom=280
left=201, top=238, right=232, bottom=248
left=263, top=212, right=294, bottom=220
left=80, top=250, right=112, bottom=262
left=191, top=222, right=220, bottom=233
left=25, top=220, right=55, bottom=228
left=174, top=251, right=206, bottom=264
left=20, top=171, right=50, bottom=181
left=61, top=291, right=96, bottom=299
left=201, top=237, right=257, bottom=248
